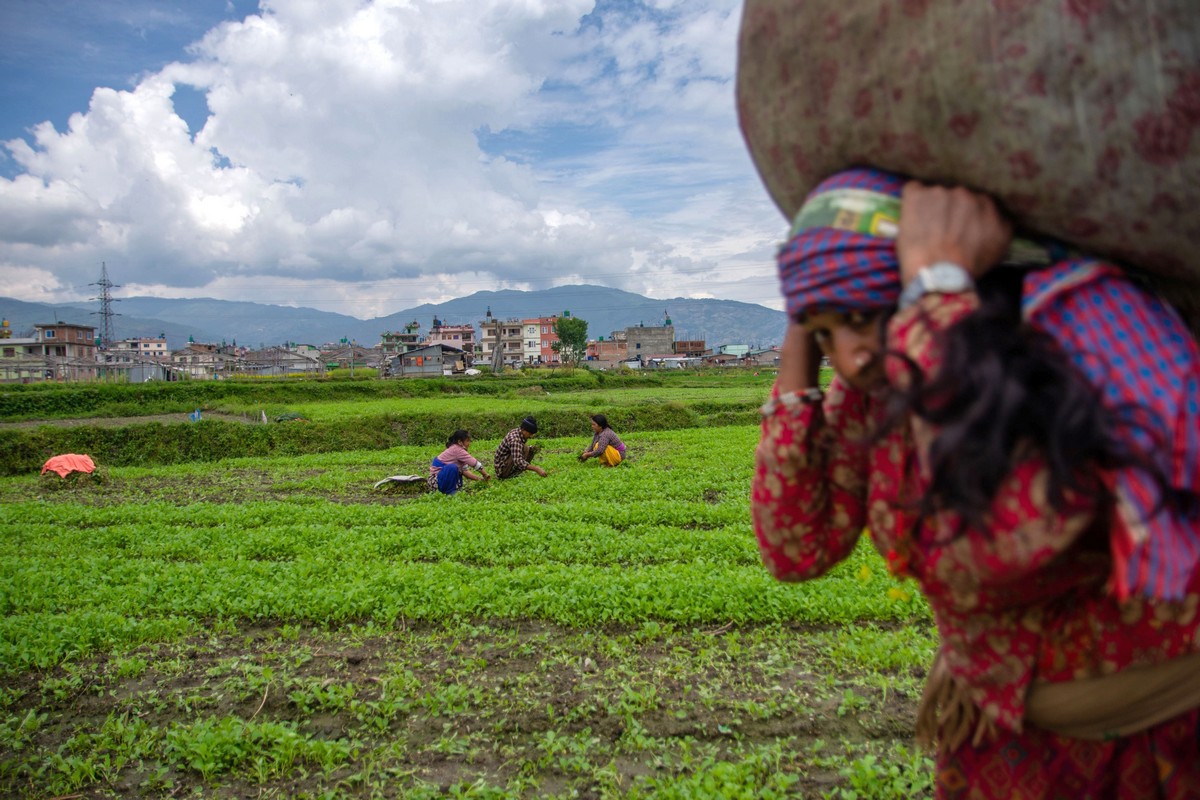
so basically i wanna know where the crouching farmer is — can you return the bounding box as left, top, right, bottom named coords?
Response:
left=494, top=416, right=547, bottom=479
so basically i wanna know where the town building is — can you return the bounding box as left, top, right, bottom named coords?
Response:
left=743, top=348, right=783, bottom=367
left=111, top=336, right=170, bottom=360
left=624, top=322, right=674, bottom=359
left=673, top=339, right=707, bottom=358
left=102, top=359, right=176, bottom=383
left=241, top=346, right=323, bottom=377
left=0, top=319, right=99, bottom=381
left=385, top=343, right=467, bottom=378
left=706, top=352, right=743, bottom=367
left=32, top=322, right=97, bottom=356
left=171, top=342, right=240, bottom=379
left=319, top=343, right=377, bottom=372
left=30, top=323, right=99, bottom=380
left=426, top=317, right=475, bottom=361
left=0, top=323, right=46, bottom=382
left=477, top=309, right=525, bottom=369
left=523, top=315, right=561, bottom=364
left=585, top=337, right=628, bottom=365
left=522, top=320, right=540, bottom=364
left=380, top=322, right=423, bottom=357
left=1, top=335, right=36, bottom=359
left=643, top=354, right=704, bottom=369
left=617, top=355, right=645, bottom=369
left=97, top=336, right=177, bottom=382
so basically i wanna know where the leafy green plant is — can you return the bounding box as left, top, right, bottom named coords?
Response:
left=837, top=688, right=870, bottom=717
left=827, top=747, right=935, bottom=800
left=164, top=716, right=352, bottom=781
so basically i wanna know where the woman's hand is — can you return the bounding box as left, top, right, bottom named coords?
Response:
left=898, top=181, right=1012, bottom=285
left=776, top=320, right=823, bottom=395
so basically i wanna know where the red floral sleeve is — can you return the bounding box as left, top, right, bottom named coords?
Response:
left=887, top=293, right=1099, bottom=610
left=751, top=376, right=874, bottom=581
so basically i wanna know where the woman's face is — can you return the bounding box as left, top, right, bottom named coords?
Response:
left=800, top=309, right=887, bottom=393
left=590, top=420, right=601, bottom=433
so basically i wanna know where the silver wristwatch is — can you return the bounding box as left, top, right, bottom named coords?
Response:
left=898, top=262, right=974, bottom=309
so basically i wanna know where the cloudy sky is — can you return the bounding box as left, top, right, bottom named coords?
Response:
left=0, top=0, right=785, bottom=319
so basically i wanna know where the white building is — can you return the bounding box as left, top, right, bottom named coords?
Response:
left=111, top=336, right=170, bottom=361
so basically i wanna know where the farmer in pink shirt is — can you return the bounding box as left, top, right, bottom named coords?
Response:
left=428, top=429, right=489, bottom=495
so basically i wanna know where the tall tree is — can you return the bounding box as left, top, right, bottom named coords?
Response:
left=552, top=316, right=588, bottom=367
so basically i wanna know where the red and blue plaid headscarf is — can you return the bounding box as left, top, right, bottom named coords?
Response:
left=779, top=167, right=1200, bottom=602
left=778, top=167, right=907, bottom=317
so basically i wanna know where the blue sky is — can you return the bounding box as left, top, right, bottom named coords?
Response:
left=0, top=2, right=260, bottom=153
left=0, top=0, right=784, bottom=318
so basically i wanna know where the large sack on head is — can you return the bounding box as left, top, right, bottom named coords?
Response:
left=737, top=0, right=1200, bottom=313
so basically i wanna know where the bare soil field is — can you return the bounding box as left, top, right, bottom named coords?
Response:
left=4, top=619, right=924, bottom=798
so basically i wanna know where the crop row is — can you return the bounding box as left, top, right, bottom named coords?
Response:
left=8, top=508, right=750, bottom=563
left=0, top=554, right=926, bottom=667
left=0, top=426, right=927, bottom=672
left=214, top=386, right=768, bottom=423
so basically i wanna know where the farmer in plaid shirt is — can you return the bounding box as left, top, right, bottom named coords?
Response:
left=494, top=416, right=547, bottom=479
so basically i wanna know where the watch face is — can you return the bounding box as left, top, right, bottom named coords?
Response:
left=898, top=262, right=972, bottom=309
left=926, top=263, right=971, bottom=292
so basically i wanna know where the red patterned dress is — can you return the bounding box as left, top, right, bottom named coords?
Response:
left=752, top=280, right=1200, bottom=798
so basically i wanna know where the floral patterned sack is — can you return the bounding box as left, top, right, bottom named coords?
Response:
left=736, top=0, right=1200, bottom=323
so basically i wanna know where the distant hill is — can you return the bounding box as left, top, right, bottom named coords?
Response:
left=0, top=297, right=216, bottom=351
left=0, top=285, right=788, bottom=352
left=112, top=297, right=361, bottom=350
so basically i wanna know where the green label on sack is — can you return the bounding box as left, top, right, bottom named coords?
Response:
left=788, top=188, right=1057, bottom=264
left=789, top=189, right=900, bottom=239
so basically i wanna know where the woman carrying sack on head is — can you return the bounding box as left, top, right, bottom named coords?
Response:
left=750, top=168, right=1200, bottom=798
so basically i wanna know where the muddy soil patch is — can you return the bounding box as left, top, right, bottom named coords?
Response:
left=1, top=620, right=930, bottom=798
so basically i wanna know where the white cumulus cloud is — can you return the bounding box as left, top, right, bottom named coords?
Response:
left=0, top=0, right=784, bottom=317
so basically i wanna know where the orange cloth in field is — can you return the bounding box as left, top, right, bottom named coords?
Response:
left=41, top=454, right=96, bottom=477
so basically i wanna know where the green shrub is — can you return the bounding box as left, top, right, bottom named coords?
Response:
left=0, top=371, right=628, bottom=421
left=0, top=400, right=714, bottom=474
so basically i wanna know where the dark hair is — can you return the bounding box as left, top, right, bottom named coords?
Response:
left=520, top=416, right=538, bottom=434
left=590, top=414, right=609, bottom=430
left=446, top=429, right=470, bottom=447
left=880, top=264, right=1181, bottom=537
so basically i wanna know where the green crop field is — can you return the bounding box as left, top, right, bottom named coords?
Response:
left=0, top=372, right=936, bottom=799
